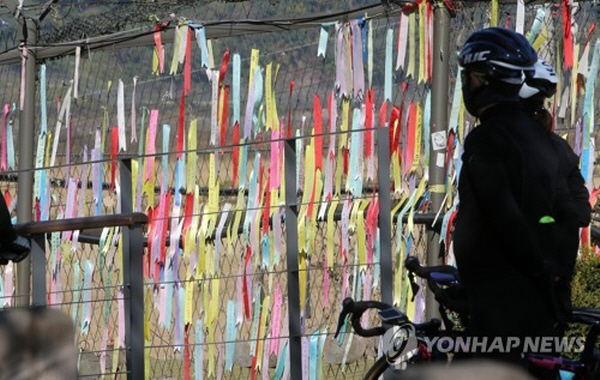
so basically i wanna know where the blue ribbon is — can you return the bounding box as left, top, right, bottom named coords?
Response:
left=273, top=342, right=288, bottom=379
left=194, top=319, right=204, bottom=380
left=225, top=300, right=237, bottom=371
left=233, top=54, right=241, bottom=124
left=309, top=330, right=320, bottom=379
left=262, top=233, right=270, bottom=269
left=423, top=91, right=431, bottom=167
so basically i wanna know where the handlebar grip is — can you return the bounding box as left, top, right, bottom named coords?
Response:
left=334, top=297, right=355, bottom=338
left=335, top=297, right=396, bottom=338
left=405, top=256, right=421, bottom=273
left=351, top=320, right=387, bottom=337
left=404, top=255, right=460, bottom=279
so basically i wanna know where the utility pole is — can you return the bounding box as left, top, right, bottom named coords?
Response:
left=3, top=1, right=38, bottom=307
left=7, top=0, right=56, bottom=307
left=16, top=15, right=38, bottom=307
left=425, top=0, right=451, bottom=321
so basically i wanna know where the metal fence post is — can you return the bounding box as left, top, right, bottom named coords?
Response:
left=284, top=138, right=302, bottom=380
left=377, top=127, right=393, bottom=306
left=377, top=125, right=396, bottom=380
left=31, top=234, right=47, bottom=306
left=426, top=0, right=451, bottom=321
left=120, top=158, right=144, bottom=380
left=15, top=15, right=38, bottom=308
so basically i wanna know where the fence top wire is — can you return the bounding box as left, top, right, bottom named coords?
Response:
left=0, top=0, right=409, bottom=63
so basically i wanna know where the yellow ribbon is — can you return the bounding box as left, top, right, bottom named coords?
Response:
left=491, top=0, right=499, bottom=27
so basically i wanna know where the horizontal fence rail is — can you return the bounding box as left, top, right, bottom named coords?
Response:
left=0, top=1, right=598, bottom=379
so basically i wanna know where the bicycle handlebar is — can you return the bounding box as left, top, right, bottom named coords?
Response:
left=404, top=256, right=469, bottom=319
left=404, top=256, right=460, bottom=281
left=335, top=297, right=443, bottom=339
left=404, top=256, right=456, bottom=298
left=334, top=297, right=403, bottom=338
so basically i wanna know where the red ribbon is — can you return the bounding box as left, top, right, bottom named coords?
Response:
left=263, top=185, right=271, bottom=234
left=219, top=49, right=230, bottom=84
left=389, top=105, right=400, bottom=157
left=445, top=208, right=458, bottom=249
left=183, top=27, right=193, bottom=96
left=258, top=159, right=265, bottom=206
left=250, top=352, right=258, bottom=380
left=160, top=192, right=171, bottom=265
left=589, top=187, right=600, bottom=209
left=182, top=192, right=194, bottom=238
left=177, top=88, right=186, bottom=159
left=220, top=85, right=229, bottom=147
left=379, top=100, right=388, bottom=128
left=586, top=23, right=596, bottom=49
left=402, top=0, right=423, bottom=14
left=1, top=105, right=8, bottom=171
left=242, top=246, right=252, bottom=320
left=505, top=13, right=512, bottom=29
left=404, top=102, right=417, bottom=175
left=393, top=83, right=408, bottom=158
left=154, top=23, right=165, bottom=73
left=443, top=0, right=456, bottom=13
left=3, top=189, right=11, bottom=213
left=313, top=95, right=323, bottom=171
left=366, top=197, right=379, bottom=264
left=581, top=226, right=590, bottom=247
left=34, top=198, right=40, bottom=222
left=562, top=0, right=573, bottom=70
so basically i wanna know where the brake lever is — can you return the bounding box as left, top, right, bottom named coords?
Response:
left=408, top=271, right=420, bottom=302
left=334, top=297, right=355, bottom=338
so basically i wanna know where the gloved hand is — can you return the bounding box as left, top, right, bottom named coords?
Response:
left=0, top=235, right=31, bottom=265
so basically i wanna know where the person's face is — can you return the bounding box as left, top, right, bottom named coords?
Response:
left=461, top=69, right=490, bottom=117
left=461, top=69, right=487, bottom=91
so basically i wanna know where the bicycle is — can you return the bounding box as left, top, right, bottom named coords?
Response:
left=335, top=256, right=600, bottom=379
left=334, top=297, right=446, bottom=380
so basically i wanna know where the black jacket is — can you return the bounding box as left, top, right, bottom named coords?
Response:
left=453, top=102, right=567, bottom=282
left=550, top=133, right=590, bottom=279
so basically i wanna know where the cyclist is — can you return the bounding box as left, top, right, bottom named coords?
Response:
left=519, top=59, right=591, bottom=324
left=0, top=194, right=30, bottom=265
left=453, top=27, right=563, bottom=378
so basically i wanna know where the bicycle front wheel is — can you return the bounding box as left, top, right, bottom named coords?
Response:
left=364, top=356, right=390, bottom=380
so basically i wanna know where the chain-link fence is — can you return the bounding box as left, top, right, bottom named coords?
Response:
left=445, top=0, right=600, bottom=252
left=0, top=0, right=598, bottom=379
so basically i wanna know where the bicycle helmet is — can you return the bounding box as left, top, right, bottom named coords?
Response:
left=458, top=27, right=537, bottom=116
left=519, top=59, right=558, bottom=99
left=459, top=27, right=537, bottom=83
